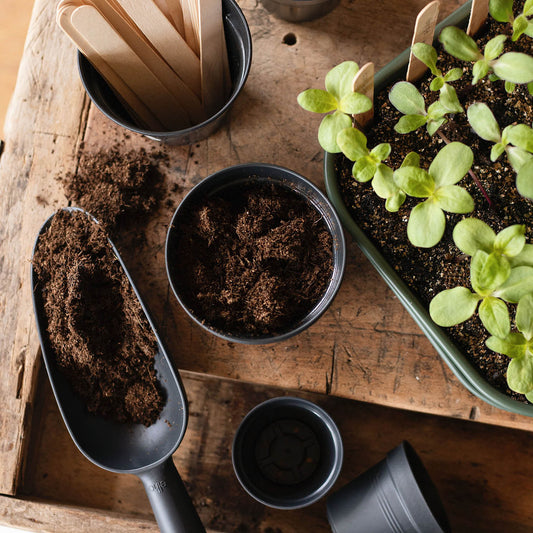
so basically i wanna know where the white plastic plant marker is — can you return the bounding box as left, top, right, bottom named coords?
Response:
left=406, top=0, right=440, bottom=82
left=198, top=0, right=230, bottom=116
left=466, top=0, right=489, bottom=36
left=70, top=4, right=190, bottom=129
left=57, top=1, right=164, bottom=130
left=114, top=0, right=201, bottom=97
left=351, top=62, right=374, bottom=128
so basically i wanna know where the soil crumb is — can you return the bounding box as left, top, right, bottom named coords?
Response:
left=60, top=145, right=167, bottom=231
left=33, top=210, right=164, bottom=426
left=172, top=180, right=334, bottom=336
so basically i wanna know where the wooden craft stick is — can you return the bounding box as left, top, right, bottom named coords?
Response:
left=406, top=0, right=440, bottom=82
left=70, top=4, right=190, bottom=129
left=57, top=3, right=164, bottom=130
left=351, top=62, right=374, bottom=128
left=114, top=0, right=201, bottom=97
left=467, top=0, right=489, bottom=36
left=198, top=0, right=230, bottom=116
left=154, top=0, right=185, bottom=36
left=181, top=0, right=200, bottom=56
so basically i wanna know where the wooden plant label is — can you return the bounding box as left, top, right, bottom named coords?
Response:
left=351, top=62, right=374, bottom=128
left=406, top=0, right=440, bottom=82
left=467, top=0, right=489, bottom=36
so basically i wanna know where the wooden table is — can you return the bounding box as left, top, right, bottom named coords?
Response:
left=1, top=0, right=533, bottom=531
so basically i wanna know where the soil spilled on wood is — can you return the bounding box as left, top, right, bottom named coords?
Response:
left=172, top=180, right=334, bottom=337
left=336, top=6, right=533, bottom=400
left=33, top=209, right=163, bottom=426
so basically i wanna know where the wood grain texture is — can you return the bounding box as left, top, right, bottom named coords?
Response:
left=1, top=0, right=532, bottom=505
left=13, top=370, right=533, bottom=532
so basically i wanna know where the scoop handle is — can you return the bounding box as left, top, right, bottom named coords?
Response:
left=139, top=458, right=206, bottom=533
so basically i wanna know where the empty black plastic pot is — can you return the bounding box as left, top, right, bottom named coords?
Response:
left=327, top=441, right=450, bottom=533
left=78, top=0, right=251, bottom=144
left=165, top=163, right=346, bottom=344
left=232, top=396, right=343, bottom=509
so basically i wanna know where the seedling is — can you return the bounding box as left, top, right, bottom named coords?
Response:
left=486, top=293, right=533, bottom=401
left=439, top=26, right=533, bottom=85
left=489, top=0, right=533, bottom=41
left=393, top=142, right=474, bottom=247
left=430, top=218, right=533, bottom=337
left=297, top=61, right=373, bottom=153
left=466, top=102, right=533, bottom=197
left=388, top=81, right=461, bottom=136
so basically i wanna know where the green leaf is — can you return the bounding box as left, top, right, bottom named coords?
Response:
left=489, top=0, right=514, bottom=22
left=494, top=225, right=526, bottom=257
left=524, top=0, right=533, bottom=16
left=430, top=77, right=445, bottom=91
left=412, top=43, right=439, bottom=75
left=471, top=250, right=511, bottom=296
left=429, top=142, right=474, bottom=187
left=493, top=53, right=533, bottom=84
left=439, top=84, right=463, bottom=113
left=484, top=34, right=507, bottom=61
left=395, top=114, right=428, bottom=134
left=486, top=333, right=528, bottom=358
left=509, top=244, right=533, bottom=268
left=352, top=157, right=377, bottom=182
left=393, top=167, right=434, bottom=197
left=494, top=266, right=533, bottom=303
left=443, top=68, right=463, bottom=82
left=389, top=82, right=426, bottom=115
left=479, top=296, right=511, bottom=338
left=427, top=118, right=447, bottom=136
left=507, top=146, right=533, bottom=173
left=433, top=185, right=474, bottom=213
left=297, top=89, right=338, bottom=113
left=472, top=59, right=490, bottom=84
left=453, top=218, right=495, bottom=256
left=336, top=127, right=369, bottom=161
left=318, top=112, right=352, bottom=153
left=508, top=355, right=533, bottom=394
left=401, top=152, right=421, bottom=168
left=370, top=143, right=391, bottom=162
left=439, top=26, right=481, bottom=62
left=516, top=294, right=533, bottom=340
left=491, top=143, right=506, bottom=162
left=429, top=286, right=480, bottom=327
left=505, top=81, right=516, bottom=93
left=385, top=193, right=407, bottom=212
left=338, top=92, right=373, bottom=115
left=527, top=390, right=533, bottom=402
left=467, top=103, right=501, bottom=143
left=512, top=15, right=529, bottom=41
left=407, top=201, right=446, bottom=248
left=325, top=61, right=360, bottom=100
left=506, top=124, right=533, bottom=152
left=516, top=158, right=533, bottom=200
left=427, top=100, right=448, bottom=120
left=373, top=165, right=406, bottom=212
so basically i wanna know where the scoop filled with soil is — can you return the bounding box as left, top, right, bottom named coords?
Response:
left=32, top=208, right=205, bottom=533
left=166, top=163, right=346, bottom=344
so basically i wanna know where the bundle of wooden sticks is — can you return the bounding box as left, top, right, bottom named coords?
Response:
left=57, top=0, right=231, bottom=130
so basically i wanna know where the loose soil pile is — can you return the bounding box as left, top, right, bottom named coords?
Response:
left=33, top=210, right=163, bottom=425
left=60, top=144, right=167, bottom=231
left=173, top=180, right=334, bottom=336
left=336, top=5, right=532, bottom=400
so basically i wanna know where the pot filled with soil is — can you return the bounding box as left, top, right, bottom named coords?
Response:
left=31, top=208, right=205, bottom=533
left=166, top=163, right=346, bottom=344
left=300, top=0, right=533, bottom=416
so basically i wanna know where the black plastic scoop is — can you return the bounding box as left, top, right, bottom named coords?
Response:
left=31, top=208, right=205, bottom=533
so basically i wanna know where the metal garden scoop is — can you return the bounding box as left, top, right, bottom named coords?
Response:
left=31, top=208, right=205, bottom=533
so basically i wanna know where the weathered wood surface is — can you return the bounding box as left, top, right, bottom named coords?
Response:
left=5, top=370, right=533, bottom=532
left=1, top=0, right=533, bottom=506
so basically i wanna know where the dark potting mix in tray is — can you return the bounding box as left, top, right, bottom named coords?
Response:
left=32, top=210, right=163, bottom=426
left=336, top=8, right=533, bottom=400
left=172, top=179, right=334, bottom=336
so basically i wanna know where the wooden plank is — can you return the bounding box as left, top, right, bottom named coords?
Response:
left=13, top=370, right=533, bottom=532
left=0, top=0, right=89, bottom=495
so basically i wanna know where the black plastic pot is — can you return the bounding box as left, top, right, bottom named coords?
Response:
left=232, top=396, right=343, bottom=509
left=165, top=162, right=346, bottom=344
left=327, top=441, right=450, bottom=533
left=78, top=0, right=252, bottom=144
left=261, top=0, right=339, bottom=22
